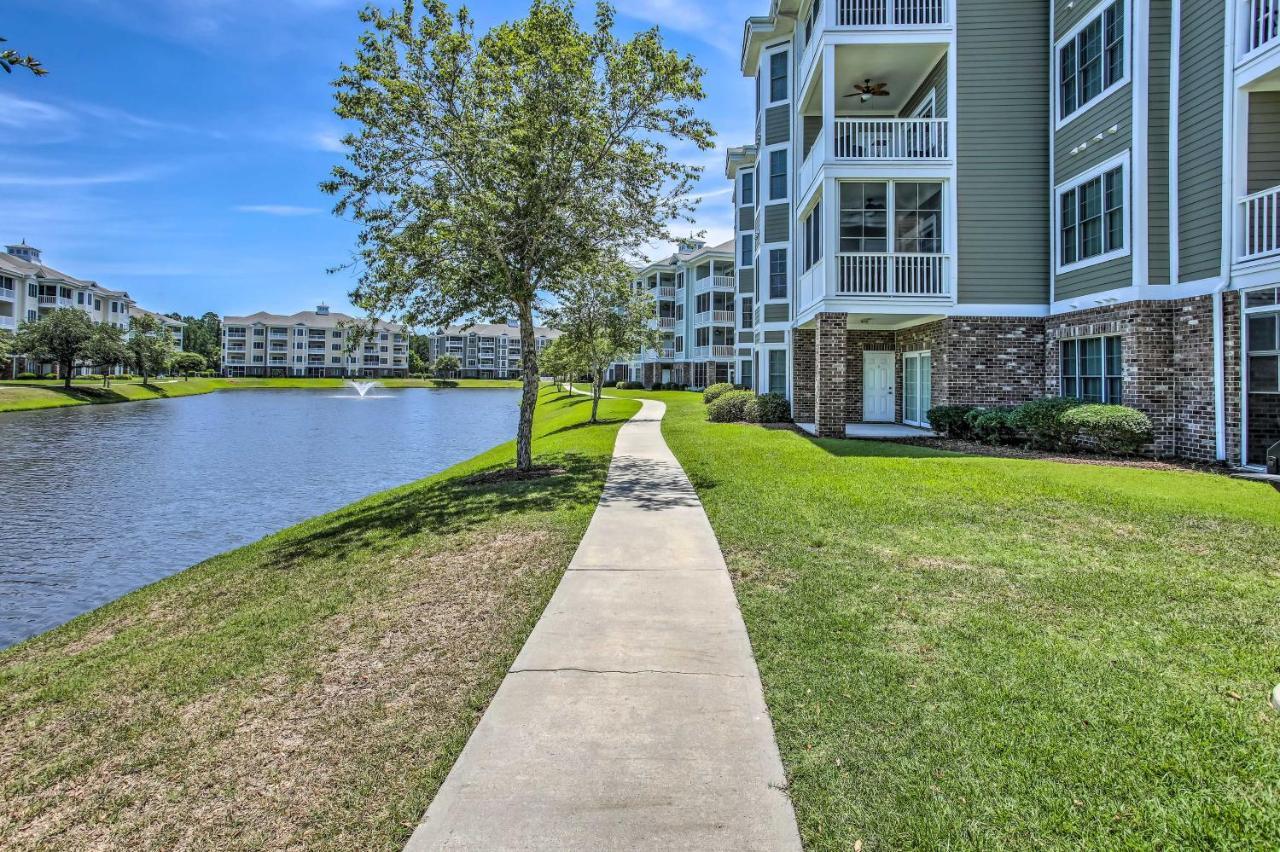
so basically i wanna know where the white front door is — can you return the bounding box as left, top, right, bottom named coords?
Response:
left=863, top=351, right=895, bottom=422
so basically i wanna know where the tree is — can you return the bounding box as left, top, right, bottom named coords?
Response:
left=432, top=354, right=461, bottom=378
left=169, top=351, right=206, bottom=378
left=14, top=309, right=96, bottom=388
left=1, top=37, right=46, bottom=76
left=83, top=324, right=128, bottom=386
left=408, top=350, right=426, bottom=375
left=547, top=260, right=656, bottom=422
left=324, top=0, right=712, bottom=470
left=538, top=336, right=582, bottom=392
left=126, top=313, right=176, bottom=386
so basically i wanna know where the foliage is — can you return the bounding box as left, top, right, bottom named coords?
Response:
left=172, top=312, right=221, bottom=368
left=83, top=324, right=128, bottom=386
left=1, top=37, right=46, bottom=76
left=1061, top=404, right=1153, bottom=454
left=14, top=308, right=97, bottom=389
left=615, top=381, right=643, bottom=390
left=169, top=352, right=207, bottom=377
left=126, top=312, right=176, bottom=384
left=0, top=329, right=12, bottom=363
left=702, top=382, right=736, bottom=405
left=324, top=0, right=712, bottom=469
left=926, top=404, right=978, bottom=439
left=971, top=409, right=1017, bottom=445
left=1008, top=398, right=1082, bottom=449
left=706, top=389, right=755, bottom=422
left=408, top=350, right=426, bottom=375
left=432, top=354, right=461, bottom=378
left=545, top=260, right=656, bottom=422
left=747, top=393, right=792, bottom=423
left=14, top=372, right=37, bottom=380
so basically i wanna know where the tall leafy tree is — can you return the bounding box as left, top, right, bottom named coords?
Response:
left=432, top=354, right=461, bottom=378
left=169, top=351, right=207, bottom=378
left=126, top=313, right=175, bottom=386
left=14, top=309, right=96, bottom=388
left=83, top=324, right=128, bottom=386
left=547, top=260, right=656, bottom=422
left=324, top=0, right=712, bottom=470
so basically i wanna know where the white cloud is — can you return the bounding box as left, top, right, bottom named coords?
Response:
left=310, top=130, right=346, bottom=152
left=235, top=204, right=325, bottom=216
left=0, top=166, right=166, bottom=188
left=617, top=0, right=759, bottom=55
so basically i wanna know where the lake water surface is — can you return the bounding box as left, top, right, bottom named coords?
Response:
left=0, top=387, right=520, bottom=647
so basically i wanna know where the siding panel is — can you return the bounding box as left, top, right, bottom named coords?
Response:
left=1178, top=0, right=1225, bottom=282
left=1248, top=91, right=1280, bottom=193
left=765, top=106, right=790, bottom=145
left=1148, top=1, right=1171, bottom=284
left=900, top=56, right=948, bottom=118
left=764, top=203, right=790, bottom=243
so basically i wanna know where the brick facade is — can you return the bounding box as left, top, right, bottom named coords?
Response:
left=945, top=317, right=1047, bottom=407
left=792, top=328, right=815, bottom=423
left=814, top=313, right=847, bottom=437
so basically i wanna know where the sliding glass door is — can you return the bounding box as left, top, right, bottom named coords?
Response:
left=903, top=351, right=932, bottom=427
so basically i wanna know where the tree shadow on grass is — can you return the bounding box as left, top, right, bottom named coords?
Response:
left=266, top=450, right=611, bottom=568
left=35, top=385, right=131, bottom=404
left=542, top=417, right=629, bottom=436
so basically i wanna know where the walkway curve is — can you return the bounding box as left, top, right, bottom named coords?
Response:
left=405, top=394, right=801, bottom=850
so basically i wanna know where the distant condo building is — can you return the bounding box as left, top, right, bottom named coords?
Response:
left=0, top=241, right=184, bottom=375
left=220, top=305, right=409, bottom=378
left=427, top=322, right=560, bottom=379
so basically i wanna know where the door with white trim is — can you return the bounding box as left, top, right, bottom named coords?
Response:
left=903, top=351, right=932, bottom=427
left=863, top=351, right=895, bottom=422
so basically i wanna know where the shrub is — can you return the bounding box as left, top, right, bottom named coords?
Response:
left=1010, top=398, right=1081, bottom=450
left=706, top=390, right=755, bottom=422
left=1061, top=404, right=1152, bottom=454
left=82, top=374, right=104, bottom=381
left=41, top=373, right=59, bottom=380
left=747, top=392, right=792, bottom=423
left=15, top=372, right=37, bottom=380
left=703, top=382, right=736, bottom=404
left=927, top=404, right=978, bottom=439
left=115, top=374, right=133, bottom=381
left=972, top=409, right=1017, bottom=445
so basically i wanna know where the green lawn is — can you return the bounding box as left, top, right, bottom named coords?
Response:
left=595, top=387, right=1280, bottom=849
left=0, top=376, right=522, bottom=413
left=0, top=386, right=639, bottom=851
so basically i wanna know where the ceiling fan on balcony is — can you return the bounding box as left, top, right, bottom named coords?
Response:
left=845, top=79, right=891, bottom=103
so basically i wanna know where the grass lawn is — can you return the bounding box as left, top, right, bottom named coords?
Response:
left=0, top=376, right=522, bottom=413
left=0, top=386, right=639, bottom=851
left=594, top=387, right=1280, bottom=849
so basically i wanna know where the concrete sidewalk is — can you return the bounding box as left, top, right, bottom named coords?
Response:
left=405, top=397, right=801, bottom=851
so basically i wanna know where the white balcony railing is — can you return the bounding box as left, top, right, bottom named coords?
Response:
left=836, top=253, right=951, bottom=297
left=832, top=118, right=949, bottom=160
left=657, top=316, right=676, bottom=330
left=37, top=294, right=57, bottom=306
left=0, top=287, right=13, bottom=301
left=695, top=275, right=735, bottom=294
left=1242, top=0, right=1279, bottom=58
left=694, top=310, right=736, bottom=326
left=0, top=316, right=15, bottom=329
left=801, top=134, right=825, bottom=195
left=692, top=344, right=737, bottom=360
left=837, top=0, right=948, bottom=27
left=656, top=286, right=676, bottom=299
left=1241, top=185, right=1280, bottom=261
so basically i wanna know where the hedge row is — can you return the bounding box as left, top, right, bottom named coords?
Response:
left=706, top=390, right=792, bottom=424
left=928, top=399, right=1153, bottom=455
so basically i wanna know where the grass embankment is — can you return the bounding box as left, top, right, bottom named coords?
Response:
left=597, top=387, right=1280, bottom=849
left=0, top=386, right=639, bottom=851
left=0, top=377, right=521, bottom=413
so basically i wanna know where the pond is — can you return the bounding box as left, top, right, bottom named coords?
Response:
left=0, top=386, right=520, bottom=648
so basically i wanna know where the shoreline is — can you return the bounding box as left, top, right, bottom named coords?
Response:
left=0, top=376, right=523, bottom=414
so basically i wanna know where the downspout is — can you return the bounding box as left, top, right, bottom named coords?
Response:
left=1213, top=281, right=1229, bottom=463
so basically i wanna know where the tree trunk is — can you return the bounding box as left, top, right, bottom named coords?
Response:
left=516, top=299, right=539, bottom=471
left=62, top=359, right=72, bottom=390
left=591, top=368, right=602, bottom=423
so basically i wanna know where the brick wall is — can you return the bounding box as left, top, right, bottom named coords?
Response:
left=815, top=313, right=847, bottom=437
left=946, top=317, right=1046, bottom=406
left=895, top=320, right=948, bottom=416
left=1224, top=293, right=1243, bottom=465
left=793, top=328, right=815, bottom=422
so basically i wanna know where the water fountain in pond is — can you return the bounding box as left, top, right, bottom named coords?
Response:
left=345, top=380, right=382, bottom=398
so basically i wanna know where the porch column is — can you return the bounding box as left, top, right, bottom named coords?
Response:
left=815, top=312, right=848, bottom=438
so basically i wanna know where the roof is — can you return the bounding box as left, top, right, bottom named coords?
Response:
left=725, top=144, right=758, bottom=179
left=632, top=238, right=735, bottom=278
left=222, top=310, right=407, bottom=332
left=129, top=306, right=185, bottom=328
left=434, top=322, right=561, bottom=339
left=0, top=251, right=133, bottom=299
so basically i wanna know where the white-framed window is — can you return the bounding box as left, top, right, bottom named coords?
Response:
left=1246, top=288, right=1280, bottom=394
left=766, top=347, right=788, bottom=395
left=1061, top=335, right=1122, bottom=402
left=769, top=50, right=788, bottom=103
left=1056, top=153, right=1129, bottom=273
left=740, top=170, right=754, bottom=206
left=911, top=90, right=937, bottom=119
left=769, top=248, right=788, bottom=299
left=769, top=149, right=788, bottom=201
left=802, top=202, right=822, bottom=271
left=1056, top=0, right=1128, bottom=127
left=838, top=180, right=944, bottom=255
left=740, top=234, right=754, bottom=267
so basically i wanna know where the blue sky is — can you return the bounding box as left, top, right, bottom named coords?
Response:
left=4, top=0, right=756, bottom=317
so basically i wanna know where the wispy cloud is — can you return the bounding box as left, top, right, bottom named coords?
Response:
left=617, top=0, right=758, bottom=55
left=235, top=204, right=324, bottom=216
left=309, top=129, right=346, bottom=152
left=0, top=166, right=167, bottom=188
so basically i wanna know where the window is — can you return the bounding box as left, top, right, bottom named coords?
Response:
left=740, top=171, right=754, bottom=206
left=1059, top=159, right=1126, bottom=270
left=741, top=234, right=754, bottom=267
left=740, top=359, right=754, bottom=389
left=802, top=204, right=822, bottom=271
left=1058, top=0, right=1126, bottom=122
left=893, top=183, right=944, bottom=254
left=95, top=299, right=101, bottom=310
left=769, top=51, right=788, bottom=102
left=769, top=249, right=788, bottom=299
left=675, top=335, right=684, bottom=353
left=767, top=349, right=787, bottom=394
left=27, top=282, right=37, bottom=297
left=769, top=150, right=787, bottom=200
left=803, top=0, right=820, bottom=44
left=741, top=296, right=754, bottom=328
left=1249, top=313, right=1280, bottom=393
left=1061, top=335, right=1122, bottom=402
left=839, top=182, right=888, bottom=253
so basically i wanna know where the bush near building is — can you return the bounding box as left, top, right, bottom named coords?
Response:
left=702, top=382, right=737, bottom=405
left=707, top=390, right=793, bottom=424
left=929, top=399, right=1154, bottom=457
left=1062, top=404, right=1154, bottom=455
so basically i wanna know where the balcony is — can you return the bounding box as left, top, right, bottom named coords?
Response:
left=836, top=0, right=947, bottom=27
left=694, top=310, right=736, bottom=326
left=836, top=253, right=950, bottom=297
left=37, top=294, right=58, bottom=306
left=656, top=286, right=676, bottom=299
left=0, top=315, right=14, bottom=330
left=694, top=275, right=735, bottom=294
left=832, top=118, right=949, bottom=161
left=1241, top=184, right=1280, bottom=262
left=656, top=316, right=676, bottom=330
left=1241, top=0, right=1279, bottom=61
left=0, top=286, right=13, bottom=301
left=691, top=345, right=736, bottom=360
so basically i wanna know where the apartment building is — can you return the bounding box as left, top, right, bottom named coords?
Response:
left=607, top=239, right=741, bottom=387
left=0, top=241, right=183, bottom=374
left=221, top=305, right=408, bottom=378
left=427, top=322, right=560, bottom=379
left=129, top=306, right=185, bottom=351
left=725, top=0, right=1280, bottom=465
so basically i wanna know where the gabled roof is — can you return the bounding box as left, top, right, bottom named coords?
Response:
left=221, top=310, right=406, bottom=332
left=433, top=322, right=561, bottom=339
left=0, top=251, right=132, bottom=299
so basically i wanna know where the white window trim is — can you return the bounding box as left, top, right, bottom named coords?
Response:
left=740, top=234, right=755, bottom=268
left=1054, top=150, right=1131, bottom=275
left=902, top=349, right=933, bottom=427
left=739, top=168, right=755, bottom=207
left=767, top=146, right=789, bottom=202
left=1053, top=0, right=1131, bottom=132
left=910, top=90, right=937, bottom=119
